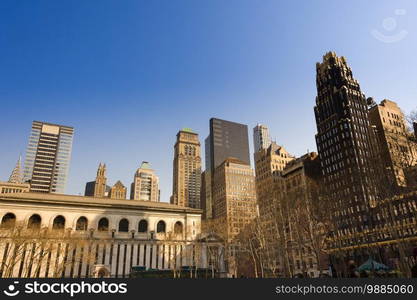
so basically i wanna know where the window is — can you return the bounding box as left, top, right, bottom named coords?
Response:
left=174, top=221, right=183, bottom=234
left=119, top=218, right=129, bottom=232
left=98, top=218, right=109, bottom=231
left=138, top=220, right=148, bottom=233
left=1, top=213, right=16, bottom=228
left=157, top=221, right=166, bottom=233
left=52, top=215, right=65, bottom=230
left=76, top=216, right=88, bottom=231
left=28, top=214, right=42, bottom=229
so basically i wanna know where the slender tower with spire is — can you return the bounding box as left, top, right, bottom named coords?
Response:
left=93, top=163, right=107, bottom=197
left=8, top=156, right=22, bottom=184
left=84, top=163, right=109, bottom=197
left=0, top=156, right=30, bottom=194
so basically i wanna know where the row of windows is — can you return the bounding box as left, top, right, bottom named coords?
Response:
left=0, top=213, right=184, bottom=234
left=1, top=188, right=27, bottom=194
left=183, top=145, right=197, bottom=156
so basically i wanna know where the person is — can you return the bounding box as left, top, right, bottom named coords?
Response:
left=348, top=260, right=360, bottom=278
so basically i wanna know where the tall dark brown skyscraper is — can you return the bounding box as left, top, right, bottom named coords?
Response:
left=314, top=52, right=377, bottom=245
left=206, top=118, right=250, bottom=173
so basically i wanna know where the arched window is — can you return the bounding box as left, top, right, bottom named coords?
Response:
left=119, top=218, right=129, bottom=232
left=156, top=220, right=166, bottom=233
left=138, top=220, right=148, bottom=233
left=76, top=217, right=88, bottom=231
left=1, top=213, right=16, bottom=228
left=27, top=214, right=42, bottom=229
left=98, top=218, right=109, bottom=231
left=52, top=215, right=65, bottom=230
left=174, top=221, right=183, bottom=234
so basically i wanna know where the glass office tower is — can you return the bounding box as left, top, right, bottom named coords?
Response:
left=206, top=118, right=250, bottom=173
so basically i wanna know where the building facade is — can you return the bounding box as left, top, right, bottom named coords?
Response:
left=313, top=52, right=417, bottom=276
left=23, top=121, right=74, bottom=194
left=0, top=182, right=30, bottom=194
left=0, top=192, right=213, bottom=278
left=211, top=158, right=257, bottom=241
left=254, top=142, right=294, bottom=217
left=84, top=163, right=110, bottom=197
left=200, top=171, right=213, bottom=219
left=109, top=181, right=127, bottom=200
left=171, top=129, right=202, bottom=209
left=314, top=52, right=378, bottom=248
left=202, top=136, right=213, bottom=220
left=130, top=161, right=160, bottom=202
left=202, top=118, right=251, bottom=220
left=279, top=152, right=327, bottom=277
left=369, top=99, right=417, bottom=187
left=251, top=142, right=295, bottom=276
left=253, top=124, right=272, bottom=153
left=206, top=118, right=250, bottom=173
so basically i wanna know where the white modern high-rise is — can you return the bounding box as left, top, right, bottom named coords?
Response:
left=253, top=124, right=271, bottom=153
left=130, top=161, right=160, bottom=202
left=23, top=121, right=74, bottom=194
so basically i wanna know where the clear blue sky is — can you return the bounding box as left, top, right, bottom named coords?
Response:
left=1, top=0, right=416, bottom=201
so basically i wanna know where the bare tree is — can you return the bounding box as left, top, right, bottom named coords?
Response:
left=201, top=217, right=235, bottom=277
left=0, top=222, right=97, bottom=278
left=160, top=231, right=181, bottom=278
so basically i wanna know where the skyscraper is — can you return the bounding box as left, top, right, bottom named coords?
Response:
left=130, top=161, right=160, bottom=202
left=253, top=124, right=271, bottom=153
left=23, top=121, right=74, bottom=194
left=212, top=157, right=257, bottom=241
left=171, top=128, right=202, bottom=208
left=314, top=52, right=377, bottom=244
left=202, top=118, right=251, bottom=218
left=254, top=142, right=294, bottom=217
left=206, top=118, right=250, bottom=173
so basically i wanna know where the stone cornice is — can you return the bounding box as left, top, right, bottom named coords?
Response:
left=0, top=193, right=202, bottom=215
